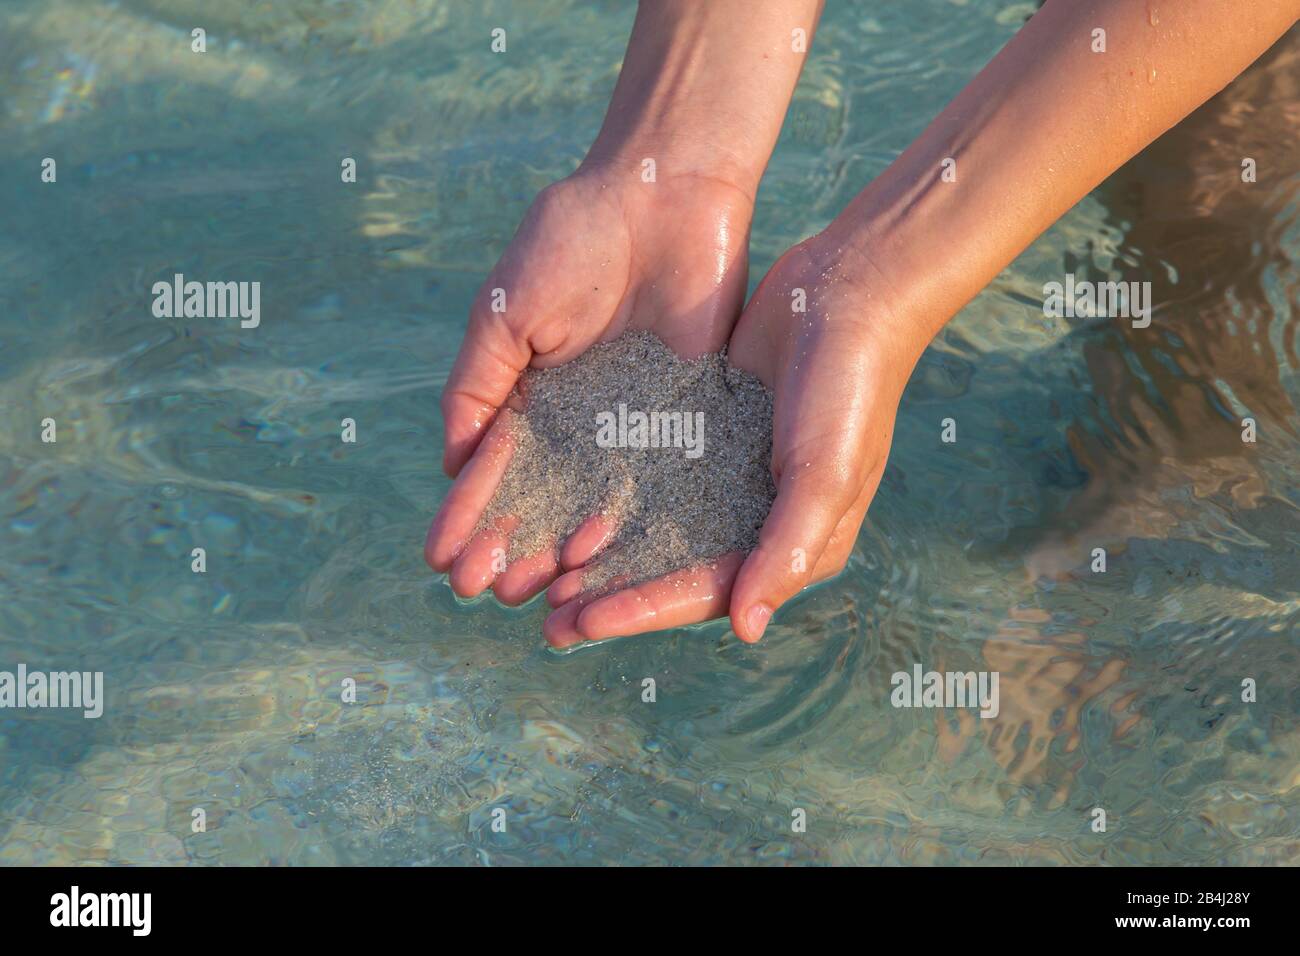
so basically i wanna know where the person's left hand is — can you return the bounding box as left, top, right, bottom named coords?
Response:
left=425, top=166, right=754, bottom=606
left=544, top=233, right=927, bottom=647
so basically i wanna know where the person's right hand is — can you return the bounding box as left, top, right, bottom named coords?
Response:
left=424, top=166, right=755, bottom=604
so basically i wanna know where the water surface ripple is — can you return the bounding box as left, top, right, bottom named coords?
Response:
left=1, top=0, right=1297, bottom=865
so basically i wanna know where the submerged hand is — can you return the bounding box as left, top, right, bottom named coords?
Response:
left=543, top=235, right=925, bottom=647
left=425, top=168, right=753, bottom=602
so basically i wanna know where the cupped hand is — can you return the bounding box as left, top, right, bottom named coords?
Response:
left=543, top=235, right=926, bottom=648
left=425, top=166, right=754, bottom=603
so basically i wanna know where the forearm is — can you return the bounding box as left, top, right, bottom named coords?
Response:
left=582, top=0, right=825, bottom=198
left=828, top=0, right=1299, bottom=348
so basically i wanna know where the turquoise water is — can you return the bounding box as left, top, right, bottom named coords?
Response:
left=2, top=0, right=1298, bottom=865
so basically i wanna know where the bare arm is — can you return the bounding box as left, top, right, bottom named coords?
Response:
left=428, top=2, right=824, bottom=609
left=583, top=0, right=826, bottom=199
left=830, top=0, right=1300, bottom=352
left=542, top=0, right=1300, bottom=646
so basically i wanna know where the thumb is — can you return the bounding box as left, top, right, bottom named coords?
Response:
left=728, top=464, right=854, bottom=642
left=439, top=300, right=533, bottom=477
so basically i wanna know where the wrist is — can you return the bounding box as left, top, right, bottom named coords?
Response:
left=579, top=127, right=767, bottom=203
left=753, top=231, right=929, bottom=401
left=801, top=222, right=937, bottom=368
left=816, top=168, right=984, bottom=352
left=578, top=0, right=823, bottom=202
left=562, top=156, right=757, bottom=233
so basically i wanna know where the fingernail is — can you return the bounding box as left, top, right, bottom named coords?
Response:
left=745, top=603, right=773, bottom=642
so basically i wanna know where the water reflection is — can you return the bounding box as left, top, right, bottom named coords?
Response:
left=0, top=1, right=1296, bottom=866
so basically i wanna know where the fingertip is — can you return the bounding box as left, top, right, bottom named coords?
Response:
left=733, top=601, right=772, bottom=644
left=559, top=513, right=618, bottom=570
left=573, top=592, right=637, bottom=641
left=546, top=568, right=587, bottom=608
left=543, top=599, right=587, bottom=649
left=448, top=532, right=508, bottom=598
left=492, top=550, right=560, bottom=606
left=449, top=562, right=490, bottom=598
left=729, top=535, right=813, bottom=641
left=424, top=507, right=466, bottom=572
left=424, top=520, right=462, bottom=573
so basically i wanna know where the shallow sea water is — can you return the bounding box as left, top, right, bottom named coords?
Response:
left=1, top=0, right=1298, bottom=865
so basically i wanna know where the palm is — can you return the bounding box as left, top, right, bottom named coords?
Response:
left=426, top=170, right=753, bottom=606
left=726, top=247, right=897, bottom=584
left=541, top=241, right=905, bottom=647
left=439, top=172, right=751, bottom=474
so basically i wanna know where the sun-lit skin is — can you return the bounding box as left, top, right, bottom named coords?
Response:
left=427, top=0, right=826, bottom=611
left=430, top=0, right=1300, bottom=649
left=424, top=170, right=753, bottom=600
